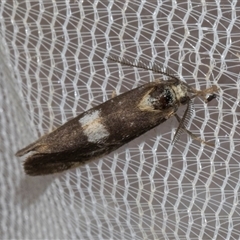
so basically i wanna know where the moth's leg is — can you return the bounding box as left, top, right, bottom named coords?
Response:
left=174, top=114, right=215, bottom=147
left=112, top=90, right=117, bottom=98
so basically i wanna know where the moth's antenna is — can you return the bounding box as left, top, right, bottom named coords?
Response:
left=172, top=99, right=193, bottom=145
left=107, top=56, right=180, bottom=82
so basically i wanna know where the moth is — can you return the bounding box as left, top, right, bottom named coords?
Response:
left=16, top=57, right=218, bottom=176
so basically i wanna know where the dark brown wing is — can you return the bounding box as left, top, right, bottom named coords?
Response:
left=23, top=142, right=122, bottom=176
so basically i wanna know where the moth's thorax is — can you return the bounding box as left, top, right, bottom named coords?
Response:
left=139, top=81, right=189, bottom=112
left=171, top=82, right=189, bottom=105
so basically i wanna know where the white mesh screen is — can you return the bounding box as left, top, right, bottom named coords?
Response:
left=1, top=1, right=240, bottom=239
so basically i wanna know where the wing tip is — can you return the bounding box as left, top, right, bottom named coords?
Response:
left=15, top=142, right=38, bottom=157
left=23, top=153, right=79, bottom=176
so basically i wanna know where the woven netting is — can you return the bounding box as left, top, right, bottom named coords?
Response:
left=1, top=1, right=240, bottom=239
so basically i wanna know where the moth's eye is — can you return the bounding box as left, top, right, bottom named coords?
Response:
left=180, top=96, right=189, bottom=105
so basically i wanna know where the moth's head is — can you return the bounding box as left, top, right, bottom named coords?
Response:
left=174, top=81, right=219, bottom=104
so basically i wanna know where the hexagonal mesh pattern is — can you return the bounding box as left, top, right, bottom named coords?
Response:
left=1, top=1, right=240, bottom=239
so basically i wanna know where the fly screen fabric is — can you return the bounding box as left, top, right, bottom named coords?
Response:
left=0, top=1, right=240, bottom=239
